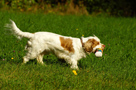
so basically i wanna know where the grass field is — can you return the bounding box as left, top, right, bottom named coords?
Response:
left=0, top=11, right=136, bottom=90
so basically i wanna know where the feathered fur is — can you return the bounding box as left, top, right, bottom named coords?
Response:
left=5, top=19, right=33, bottom=39
left=5, top=20, right=105, bottom=69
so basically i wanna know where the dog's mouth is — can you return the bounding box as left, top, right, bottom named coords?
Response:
left=94, top=50, right=97, bottom=53
left=94, top=48, right=103, bottom=54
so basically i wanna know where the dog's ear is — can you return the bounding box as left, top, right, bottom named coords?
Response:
left=84, top=39, right=100, bottom=53
left=93, top=34, right=96, bottom=37
left=93, top=34, right=99, bottom=39
left=83, top=39, right=93, bottom=53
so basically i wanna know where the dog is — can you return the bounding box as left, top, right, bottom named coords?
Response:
left=5, top=20, right=105, bottom=69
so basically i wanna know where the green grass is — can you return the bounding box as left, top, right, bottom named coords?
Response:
left=0, top=11, right=136, bottom=90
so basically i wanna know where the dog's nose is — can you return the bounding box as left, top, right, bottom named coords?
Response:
left=102, top=45, right=105, bottom=49
left=103, top=45, right=105, bottom=47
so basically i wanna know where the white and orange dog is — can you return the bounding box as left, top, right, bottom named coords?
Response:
left=6, top=20, right=105, bottom=69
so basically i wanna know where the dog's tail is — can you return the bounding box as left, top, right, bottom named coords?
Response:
left=5, top=19, right=34, bottom=39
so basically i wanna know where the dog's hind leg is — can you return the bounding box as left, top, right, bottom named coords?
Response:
left=22, top=48, right=38, bottom=64
left=36, top=53, right=45, bottom=65
left=23, top=56, right=29, bottom=64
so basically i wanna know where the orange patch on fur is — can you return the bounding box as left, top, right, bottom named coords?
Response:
left=84, top=39, right=100, bottom=53
left=60, top=37, right=75, bottom=53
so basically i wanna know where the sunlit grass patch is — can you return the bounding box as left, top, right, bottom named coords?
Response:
left=0, top=11, right=136, bottom=89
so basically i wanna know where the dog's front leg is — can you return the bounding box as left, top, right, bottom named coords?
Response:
left=70, top=60, right=79, bottom=70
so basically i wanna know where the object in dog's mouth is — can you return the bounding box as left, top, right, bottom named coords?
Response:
left=95, top=48, right=103, bottom=57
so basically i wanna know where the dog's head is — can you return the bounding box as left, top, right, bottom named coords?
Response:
left=81, top=35, right=105, bottom=57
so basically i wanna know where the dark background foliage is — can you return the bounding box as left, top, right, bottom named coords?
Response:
left=0, top=0, right=136, bottom=16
